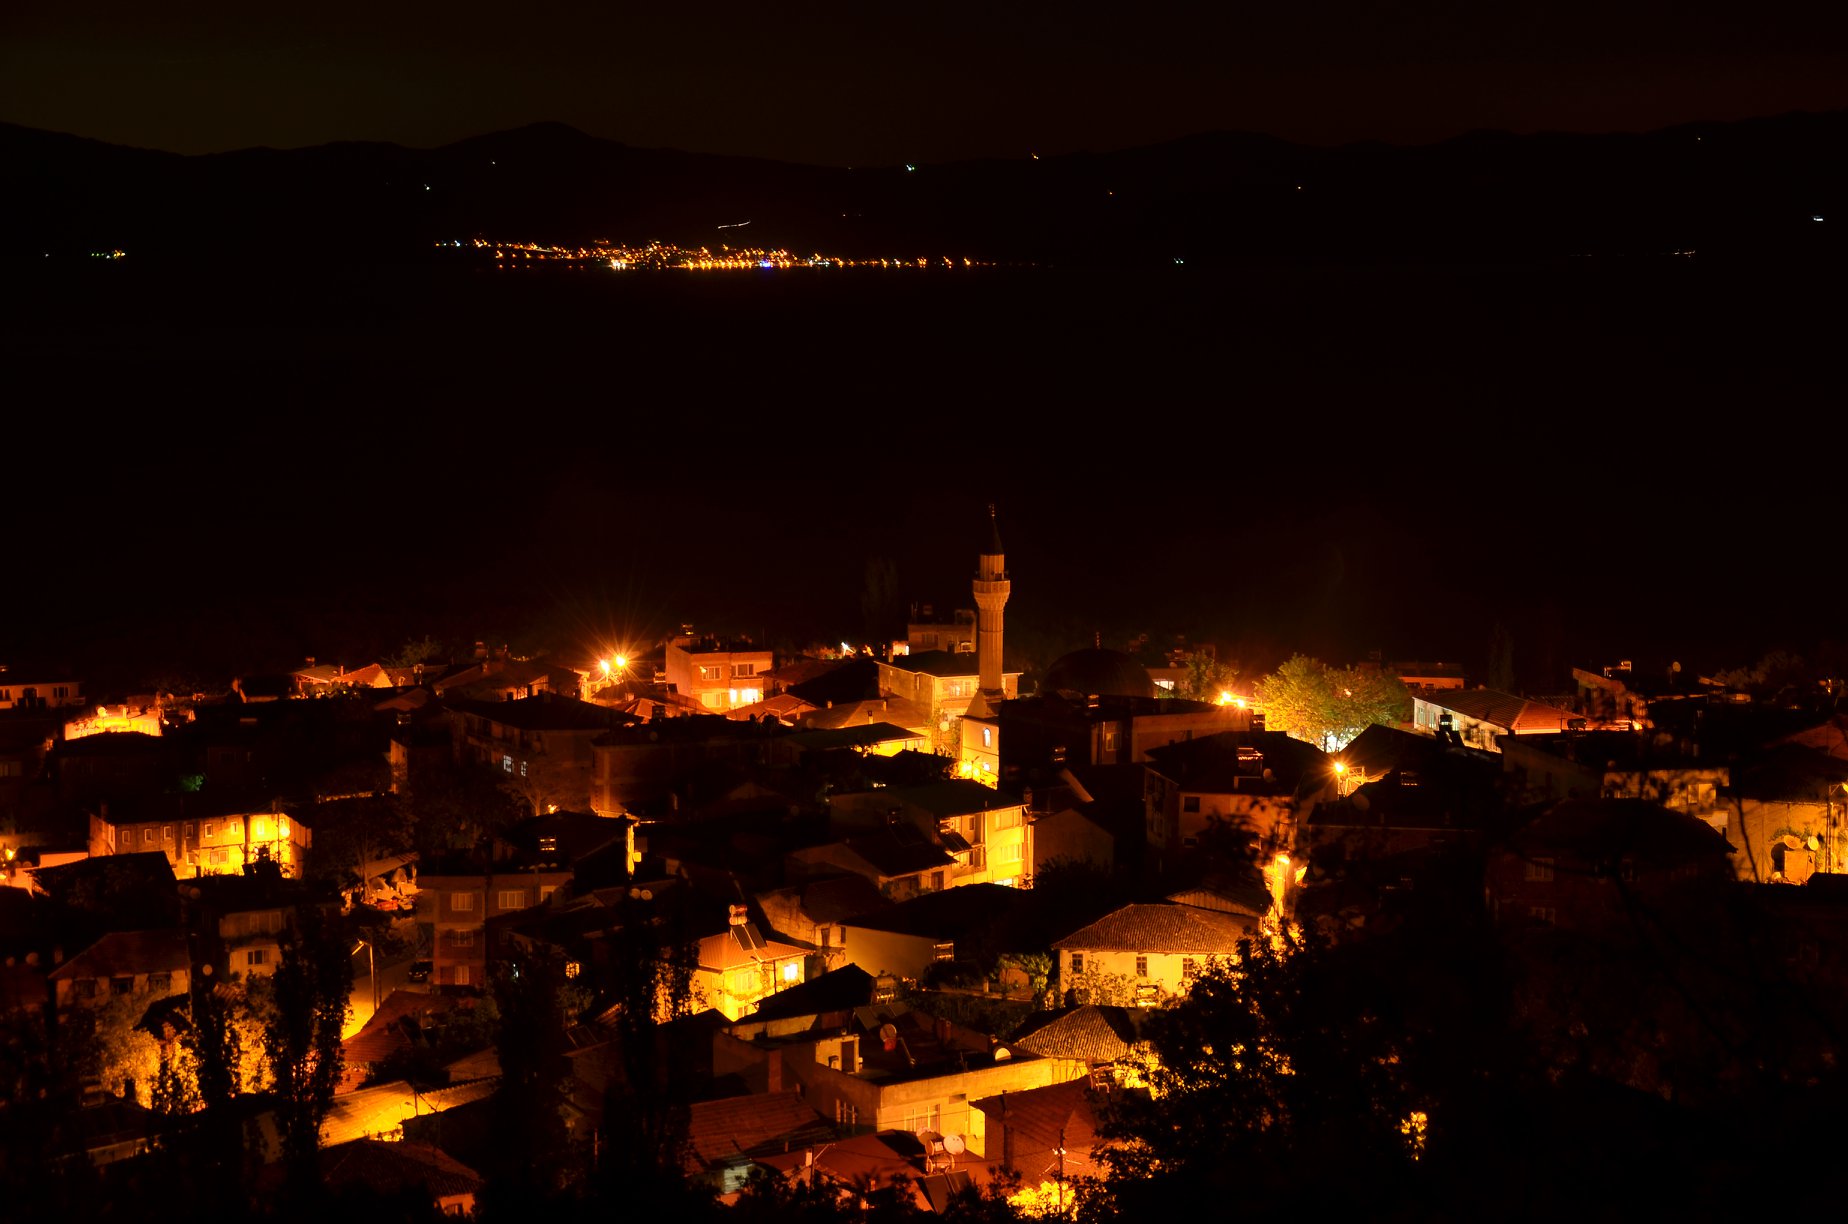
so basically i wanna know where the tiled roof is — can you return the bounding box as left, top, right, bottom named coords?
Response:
left=737, top=965, right=876, bottom=1022
left=799, top=697, right=934, bottom=733
left=883, top=651, right=982, bottom=679
left=1050, top=902, right=1257, bottom=953
left=1422, top=688, right=1581, bottom=733
left=1010, top=1006, right=1143, bottom=1062
left=1511, top=799, right=1733, bottom=867
left=47, top=929, right=189, bottom=982
left=885, top=780, right=1025, bottom=819
left=783, top=723, right=927, bottom=753
left=319, top=1076, right=498, bottom=1146
left=837, top=829, right=957, bottom=878
left=342, top=990, right=473, bottom=1067
left=320, top=1139, right=483, bottom=1201
left=684, top=1091, right=833, bottom=1170
left=970, top=1077, right=1103, bottom=1158
left=788, top=874, right=892, bottom=924
left=842, top=883, right=1032, bottom=940
left=446, top=694, right=626, bottom=732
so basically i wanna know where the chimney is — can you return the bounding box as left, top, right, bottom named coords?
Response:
left=305, top=656, right=316, bottom=668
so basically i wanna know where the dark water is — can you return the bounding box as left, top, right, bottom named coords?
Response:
left=4, top=257, right=1841, bottom=690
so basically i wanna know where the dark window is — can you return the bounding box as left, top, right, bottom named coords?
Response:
left=1182, top=796, right=1201, bottom=814
left=75, top=978, right=97, bottom=1000
left=1070, top=953, right=1084, bottom=975
left=1135, top=955, right=1149, bottom=977
left=148, top=971, right=172, bottom=993
left=1182, top=957, right=1198, bottom=979
left=112, top=976, right=134, bottom=995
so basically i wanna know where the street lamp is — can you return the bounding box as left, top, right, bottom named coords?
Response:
left=352, top=939, right=378, bottom=1012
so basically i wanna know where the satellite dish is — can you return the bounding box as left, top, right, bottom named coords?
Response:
left=943, top=1134, right=966, bottom=1155
left=879, top=1022, right=898, bottom=1043
left=993, top=1046, right=1011, bottom=1061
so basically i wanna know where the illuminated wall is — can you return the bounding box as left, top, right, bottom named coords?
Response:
left=89, top=809, right=312, bottom=877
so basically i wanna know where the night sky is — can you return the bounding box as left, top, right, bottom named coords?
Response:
left=6, top=1, right=1848, bottom=163
left=6, top=4, right=1846, bottom=694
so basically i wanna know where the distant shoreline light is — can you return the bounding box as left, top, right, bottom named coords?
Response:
left=436, top=238, right=993, bottom=271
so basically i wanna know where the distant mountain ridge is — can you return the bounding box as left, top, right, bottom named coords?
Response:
left=4, top=112, right=1845, bottom=264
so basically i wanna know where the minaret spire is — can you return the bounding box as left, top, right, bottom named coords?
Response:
left=973, top=505, right=1011, bottom=706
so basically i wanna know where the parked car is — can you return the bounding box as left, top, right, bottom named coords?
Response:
left=408, top=960, right=433, bottom=983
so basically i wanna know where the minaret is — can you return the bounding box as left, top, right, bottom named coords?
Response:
left=972, top=504, right=1010, bottom=705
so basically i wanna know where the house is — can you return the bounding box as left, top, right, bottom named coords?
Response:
left=835, top=883, right=1043, bottom=986
left=905, top=605, right=978, bottom=656
left=875, top=651, right=1021, bottom=754
left=51, top=731, right=171, bottom=806
left=315, top=1139, right=484, bottom=1216
left=446, top=694, right=627, bottom=815
left=683, top=1091, right=835, bottom=1192
left=417, top=860, right=573, bottom=989
left=1484, top=799, right=1734, bottom=934
left=1412, top=688, right=1584, bottom=751
left=971, top=1076, right=1112, bottom=1190
left=1143, top=730, right=1335, bottom=861
left=47, top=929, right=190, bottom=1011
left=716, top=1002, right=1085, bottom=1154
left=1050, top=901, right=1259, bottom=1007
left=1388, top=661, right=1467, bottom=691
left=664, top=636, right=775, bottom=713
left=1727, top=746, right=1848, bottom=882
left=1499, top=731, right=1730, bottom=833
left=87, top=798, right=313, bottom=879
left=181, top=871, right=338, bottom=980
left=692, top=906, right=811, bottom=1021
left=991, top=688, right=1248, bottom=795
left=1301, top=726, right=1503, bottom=865
left=785, top=827, right=960, bottom=902
left=830, top=781, right=1032, bottom=887
left=431, top=656, right=582, bottom=704
left=754, top=875, right=892, bottom=973
left=0, top=667, right=83, bottom=710
left=1009, top=1005, right=1147, bottom=1076
left=591, top=715, right=786, bottom=813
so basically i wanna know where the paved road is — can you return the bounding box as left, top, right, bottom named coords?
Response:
left=341, top=926, right=428, bottom=1040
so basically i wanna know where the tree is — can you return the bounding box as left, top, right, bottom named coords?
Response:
left=1176, top=652, right=1239, bottom=703
left=1093, top=928, right=1423, bottom=1220
left=384, top=635, right=445, bottom=669
left=861, top=557, right=901, bottom=647
left=262, top=904, right=353, bottom=1190
left=1253, top=654, right=1409, bottom=751
left=1486, top=622, right=1516, bottom=692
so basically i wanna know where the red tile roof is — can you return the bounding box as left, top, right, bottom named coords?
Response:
left=684, top=1091, right=832, bottom=1170
left=47, top=929, right=189, bottom=982
left=1050, top=902, right=1256, bottom=954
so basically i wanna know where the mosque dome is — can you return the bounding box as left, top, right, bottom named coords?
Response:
left=1040, top=648, right=1156, bottom=700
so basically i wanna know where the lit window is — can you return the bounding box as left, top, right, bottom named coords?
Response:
left=1182, top=957, right=1198, bottom=979
left=278, top=818, right=288, bottom=837
left=455, top=965, right=470, bottom=986
left=565, top=961, right=581, bottom=978
left=933, top=942, right=955, bottom=962
left=782, top=961, right=799, bottom=982
left=1182, top=797, right=1201, bottom=814
left=1524, top=858, right=1555, bottom=882
left=981, top=727, right=992, bottom=748
left=498, top=889, right=528, bottom=910
left=455, top=929, right=474, bottom=947
left=452, top=892, right=475, bottom=912
left=503, top=755, right=513, bottom=773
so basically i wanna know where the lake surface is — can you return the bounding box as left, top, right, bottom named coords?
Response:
left=4, top=255, right=1839, bottom=687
